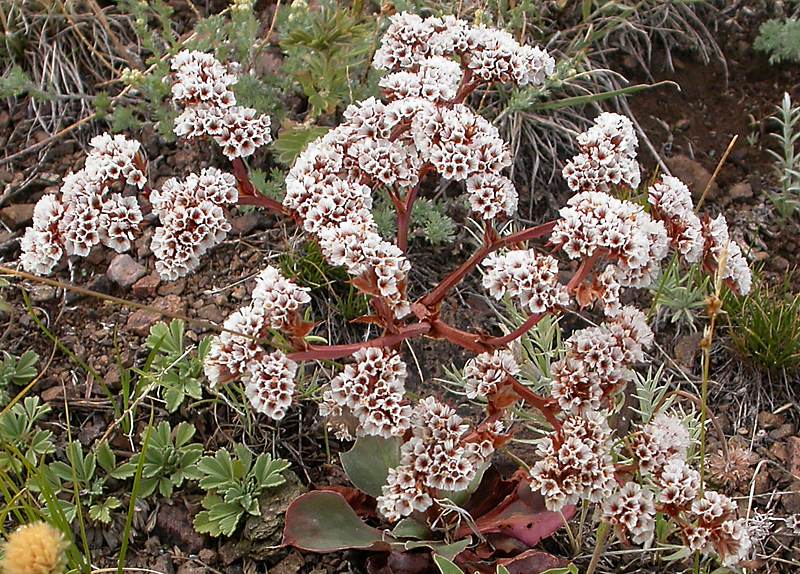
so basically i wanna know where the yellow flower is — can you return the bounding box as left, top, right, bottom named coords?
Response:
left=0, top=522, right=68, bottom=574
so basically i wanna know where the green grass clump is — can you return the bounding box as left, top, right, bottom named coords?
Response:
left=724, top=274, right=800, bottom=373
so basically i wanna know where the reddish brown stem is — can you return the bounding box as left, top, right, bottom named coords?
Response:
left=428, top=319, right=492, bottom=354
left=287, top=321, right=431, bottom=361
left=508, top=377, right=562, bottom=431
left=566, top=251, right=601, bottom=293
left=232, top=157, right=299, bottom=222
left=420, top=220, right=557, bottom=309
left=483, top=313, right=546, bottom=349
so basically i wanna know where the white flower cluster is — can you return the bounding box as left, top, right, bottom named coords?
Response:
left=411, top=104, right=511, bottom=182
left=685, top=491, right=752, bottom=567
left=244, top=351, right=298, bottom=420
left=377, top=396, right=496, bottom=522
left=150, top=168, right=238, bottom=280
left=551, top=191, right=669, bottom=288
left=20, top=134, right=145, bottom=275
left=550, top=306, right=653, bottom=414
left=373, top=13, right=554, bottom=88
left=632, top=412, right=692, bottom=475
left=647, top=174, right=751, bottom=295
left=466, top=172, right=518, bottom=221
left=623, top=412, right=752, bottom=565
left=482, top=250, right=570, bottom=314
left=204, top=266, right=308, bottom=419
left=657, top=458, right=701, bottom=511
left=320, top=347, right=413, bottom=440
left=703, top=214, right=752, bottom=295
left=529, top=411, right=616, bottom=511
left=602, top=482, right=656, bottom=545
left=648, top=175, right=704, bottom=263
left=284, top=101, right=416, bottom=317
left=562, top=112, right=640, bottom=193
left=380, top=56, right=463, bottom=103
left=171, top=50, right=272, bottom=159
left=278, top=17, right=553, bottom=316
left=463, top=349, right=519, bottom=399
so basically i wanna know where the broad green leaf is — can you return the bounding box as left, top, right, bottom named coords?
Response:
left=340, top=436, right=401, bottom=497
left=407, top=538, right=471, bottom=561
left=391, top=518, right=432, bottom=540
left=283, top=491, right=391, bottom=552
left=433, top=555, right=465, bottom=574
left=273, top=125, right=329, bottom=165
left=95, top=441, right=116, bottom=473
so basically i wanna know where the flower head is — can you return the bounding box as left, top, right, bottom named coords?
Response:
left=463, top=349, right=519, bottom=399
left=562, top=112, right=640, bottom=193
left=0, top=522, right=68, bottom=574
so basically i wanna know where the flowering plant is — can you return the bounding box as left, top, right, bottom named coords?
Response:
left=18, top=11, right=755, bottom=573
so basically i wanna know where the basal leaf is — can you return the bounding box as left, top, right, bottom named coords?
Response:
left=340, top=435, right=401, bottom=497
left=283, top=491, right=391, bottom=552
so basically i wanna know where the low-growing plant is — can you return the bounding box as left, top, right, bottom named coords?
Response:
left=194, top=444, right=290, bottom=537
left=114, top=421, right=203, bottom=498
left=724, top=273, right=800, bottom=374
left=0, top=350, right=39, bottom=406
left=16, top=10, right=758, bottom=572
left=649, top=258, right=710, bottom=332
left=0, top=396, right=55, bottom=473
left=144, top=320, right=211, bottom=412
left=766, top=92, right=800, bottom=217
left=755, top=17, right=800, bottom=65
left=47, top=441, right=123, bottom=525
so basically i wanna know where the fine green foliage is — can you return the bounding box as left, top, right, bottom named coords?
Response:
left=631, top=366, right=671, bottom=423
left=754, top=19, right=800, bottom=65
left=278, top=1, right=377, bottom=118
left=0, top=350, right=39, bottom=406
left=373, top=195, right=457, bottom=246
left=194, top=444, right=290, bottom=537
left=114, top=422, right=203, bottom=498
left=766, top=93, right=800, bottom=217
left=649, top=259, right=710, bottom=332
left=250, top=168, right=287, bottom=202
left=412, top=199, right=457, bottom=246
left=724, top=275, right=800, bottom=373
left=0, top=397, right=55, bottom=473
left=48, top=441, right=123, bottom=525
left=0, top=66, right=50, bottom=100
left=145, top=320, right=211, bottom=412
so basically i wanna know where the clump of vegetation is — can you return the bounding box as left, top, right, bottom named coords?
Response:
left=1, top=2, right=782, bottom=573
left=724, top=274, right=800, bottom=373
left=145, top=320, right=211, bottom=412
left=194, top=445, right=290, bottom=537
left=649, top=258, right=710, bottom=332
left=766, top=92, right=800, bottom=217
left=0, top=350, right=38, bottom=406
left=114, top=421, right=203, bottom=498
left=755, top=18, right=800, bottom=65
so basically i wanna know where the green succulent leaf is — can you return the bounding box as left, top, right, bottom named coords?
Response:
left=339, top=435, right=401, bottom=497
left=282, top=491, right=391, bottom=552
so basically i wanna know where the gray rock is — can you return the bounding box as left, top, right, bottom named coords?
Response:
left=107, top=254, right=146, bottom=288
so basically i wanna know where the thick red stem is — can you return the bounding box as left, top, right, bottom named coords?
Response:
left=396, top=164, right=433, bottom=253
left=483, top=313, right=546, bottom=349
left=428, top=319, right=492, bottom=354
left=508, top=378, right=562, bottom=431
left=287, top=322, right=431, bottom=361
left=567, top=251, right=602, bottom=293
left=420, top=220, right=557, bottom=308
